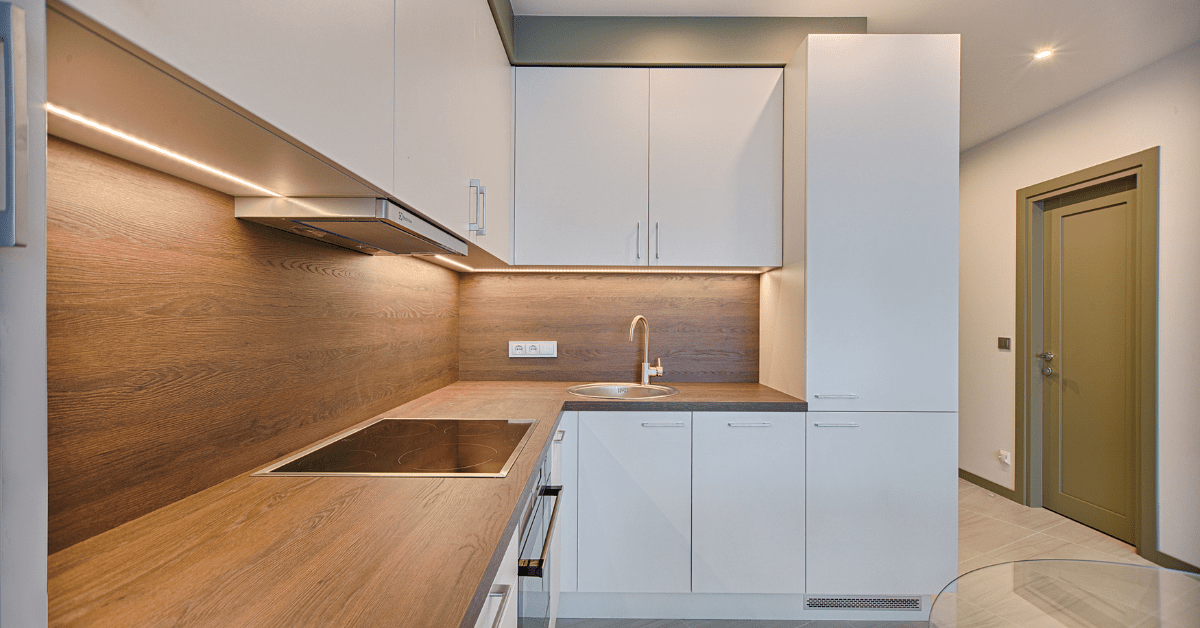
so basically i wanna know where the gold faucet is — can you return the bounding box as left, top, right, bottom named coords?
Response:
left=628, top=315, right=664, bottom=385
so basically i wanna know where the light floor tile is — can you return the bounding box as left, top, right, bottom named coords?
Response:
left=1042, top=517, right=1139, bottom=559
left=557, top=620, right=690, bottom=628
left=959, top=510, right=1038, bottom=555
left=986, top=532, right=1074, bottom=563
left=959, top=553, right=1005, bottom=576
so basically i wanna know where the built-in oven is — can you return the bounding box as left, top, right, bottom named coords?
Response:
left=517, top=429, right=564, bottom=628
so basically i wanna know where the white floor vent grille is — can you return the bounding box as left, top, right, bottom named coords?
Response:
left=805, top=596, right=922, bottom=610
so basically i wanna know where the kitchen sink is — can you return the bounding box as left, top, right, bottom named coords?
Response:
left=566, top=383, right=679, bottom=399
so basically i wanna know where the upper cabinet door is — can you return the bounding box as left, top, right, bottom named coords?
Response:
left=64, top=0, right=395, bottom=192
left=515, top=67, right=650, bottom=266
left=395, top=0, right=512, bottom=262
left=468, top=0, right=514, bottom=263
left=649, top=69, right=783, bottom=267
left=394, top=0, right=476, bottom=238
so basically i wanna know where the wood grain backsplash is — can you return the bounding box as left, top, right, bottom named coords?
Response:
left=47, top=137, right=459, bottom=553
left=459, top=273, right=759, bottom=382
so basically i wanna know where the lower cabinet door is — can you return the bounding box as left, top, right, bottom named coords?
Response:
left=577, top=412, right=691, bottom=593
left=692, top=412, right=805, bottom=593
left=805, top=412, right=958, bottom=595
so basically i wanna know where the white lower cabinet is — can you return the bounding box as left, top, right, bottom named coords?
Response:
left=475, top=529, right=519, bottom=628
left=805, top=412, right=959, bottom=595
left=692, top=412, right=805, bottom=593
left=577, top=411, right=691, bottom=593
left=556, top=412, right=579, bottom=593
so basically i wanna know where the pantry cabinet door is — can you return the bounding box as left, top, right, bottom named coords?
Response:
left=64, top=0, right=395, bottom=191
left=515, top=67, right=650, bottom=266
left=577, top=411, right=690, bottom=593
left=649, top=68, right=783, bottom=267
left=692, top=412, right=804, bottom=594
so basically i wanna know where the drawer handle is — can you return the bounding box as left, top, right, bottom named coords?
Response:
left=641, top=422, right=685, bottom=427
left=518, top=486, right=562, bottom=578
left=813, top=422, right=860, bottom=428
left=728, top=422, right=771, bottom=427
left=814, top=394, right=860, bottom=399
left=483, top=584, right=511, bottom=628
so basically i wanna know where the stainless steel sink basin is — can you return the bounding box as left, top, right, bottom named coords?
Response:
left=566, top=383, right=679, bottom=399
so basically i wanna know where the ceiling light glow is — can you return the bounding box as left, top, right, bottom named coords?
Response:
left=45, top=103, right=281, bottom=197
left=1034, top=49, right=1053, bottom=60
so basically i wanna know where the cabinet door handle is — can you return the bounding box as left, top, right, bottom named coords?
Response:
left=813, top=422, right=860, bottom=428
left=814, top=394, right=860, bottom=399
left=484, top=584, right=511, bottom=628
left=728, top=422, right=772, bottom=427
left=518, top=486, right=562, bottom=578
left=469, top=179, right=486, bottom=235
left=641, top=422, right=685, bottom=427
left=1, top=3, right=26, bottom=247
left=655, top=221, right=660, bottom=260
left=636, top=221, right=641, bottom=260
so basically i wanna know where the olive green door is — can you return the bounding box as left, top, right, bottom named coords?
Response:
left=1042, top=190, right=1137, bottom=543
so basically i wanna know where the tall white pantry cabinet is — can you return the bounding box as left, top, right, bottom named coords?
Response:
left=764, top=33, right=961, bottom=602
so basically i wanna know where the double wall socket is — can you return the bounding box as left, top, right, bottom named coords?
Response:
left=509, top=341, right=557, bottom=358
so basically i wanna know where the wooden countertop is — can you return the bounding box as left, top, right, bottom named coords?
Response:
left=48, top=381, right=804, bottom=628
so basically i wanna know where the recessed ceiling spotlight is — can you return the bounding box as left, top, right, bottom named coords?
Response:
left=1034, top=49, right=1054, bottom=60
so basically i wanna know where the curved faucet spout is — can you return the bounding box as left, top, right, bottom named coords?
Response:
left=628, top=315, right=650, bottom=366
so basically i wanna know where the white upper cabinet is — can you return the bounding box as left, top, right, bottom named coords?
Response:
left=64, top=0, right=395, bottom=192
left=799, top=35, right=960, bottom=412
left=649, top=69, right=783, bottom=267
left=395, top=0, right=513, bottom=262
left=514, top=67, right=782, bottom=267
left=515, top=67, right=650, bottom=266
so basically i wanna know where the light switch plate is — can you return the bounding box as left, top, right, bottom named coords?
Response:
left=509, top=341, right=557, bottom=358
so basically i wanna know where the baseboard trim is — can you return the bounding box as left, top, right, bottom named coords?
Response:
left=958, top=468, right=1020, bottom=503
left=1140, top=547, right=1200, bottom=574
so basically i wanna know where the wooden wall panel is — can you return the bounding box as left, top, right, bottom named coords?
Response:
left=47, top=138, right=459, bottom=553
left=459, top=273, right=758, bottom=383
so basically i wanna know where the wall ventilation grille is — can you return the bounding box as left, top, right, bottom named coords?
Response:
left=805, top=596, right=922, bottom=610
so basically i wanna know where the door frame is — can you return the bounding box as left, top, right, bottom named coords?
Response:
left=1015, top=147, right=1158, bottom=555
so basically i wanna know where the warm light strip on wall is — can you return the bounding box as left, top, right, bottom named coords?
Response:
left=428, top=255, right=765, bottom=274
left=45, top=103, right=281, bottom=197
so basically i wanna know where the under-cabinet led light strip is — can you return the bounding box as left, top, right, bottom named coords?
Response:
left=429, top=255, right=764, bottom=275
left=45, top=103, right=281, bottom=197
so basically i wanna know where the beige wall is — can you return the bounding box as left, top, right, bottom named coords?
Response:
left=959, top=43, right=1200, bottom=566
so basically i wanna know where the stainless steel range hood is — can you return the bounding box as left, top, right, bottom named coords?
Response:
left=235, top=197, right=468, bottom=256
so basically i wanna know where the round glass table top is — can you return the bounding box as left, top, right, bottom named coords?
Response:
left=929, top=559, right=1200, bottom=628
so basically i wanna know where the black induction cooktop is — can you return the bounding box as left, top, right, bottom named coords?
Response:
left=254, top=418, right=538, bottom=478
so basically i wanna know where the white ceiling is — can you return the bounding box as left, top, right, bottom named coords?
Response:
left=510, top=1, right=1200, bottom=150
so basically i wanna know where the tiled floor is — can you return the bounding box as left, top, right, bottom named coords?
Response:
left=556, top=478, right=1163, bottom=628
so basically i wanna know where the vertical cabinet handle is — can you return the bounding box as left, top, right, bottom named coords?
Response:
left=469, top=179, right=486, bottom=236
left=636, top=221, right=641, bottom=260
left=655, top=221, right=660, bottom=260
left=1, top=2, right=26, bottom=247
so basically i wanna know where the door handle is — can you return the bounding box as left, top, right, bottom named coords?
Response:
left=813, top=422, right=860, bottom=428
left=1037, top=352, right=1055, bottom=362
left=636, top=221, right=641, bottom=260
left=728, top=422, right=772, bottom=427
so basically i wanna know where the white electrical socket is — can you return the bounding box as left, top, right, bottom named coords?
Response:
left=998, top=450, right=1012, bottom=465
left=509, top=341, right=557, bottom=358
